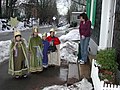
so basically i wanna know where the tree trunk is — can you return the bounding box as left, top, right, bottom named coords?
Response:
left=6, top=0, right=9, bottom=18
left=0, top=0, right=2, bottom=18
left=9, top=0, right=13, bottom=17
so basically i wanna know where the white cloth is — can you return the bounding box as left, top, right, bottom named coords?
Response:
left=48, top=45, right=60, bottom=66
left=33, top=46, right=43, bottom=58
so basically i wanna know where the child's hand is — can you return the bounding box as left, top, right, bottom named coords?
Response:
left=13, top=42, right=18, bottom=50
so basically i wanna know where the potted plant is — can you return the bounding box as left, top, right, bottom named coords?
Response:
left=96, top=48, right=118, bottom=83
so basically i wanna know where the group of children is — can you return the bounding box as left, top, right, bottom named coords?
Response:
left=8, top=26, right=61, bottom=78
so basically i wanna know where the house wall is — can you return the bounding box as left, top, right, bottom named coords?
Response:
left=90, top=0, right=102, bottom=45
left=89, top=0, right=116, bottom=53
left=89, top=0, right=120, bottom=83
left=71, top=0, right=86, bottom=11
left=71, top=12, right=83, bottom=26
left=98, top=0, right=116, bottom=50
left=113, top=0, right=120, bottom=71
left=89, top=0, right=102, bottom=55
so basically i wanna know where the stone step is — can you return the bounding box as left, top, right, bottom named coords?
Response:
left=67, top=62, right=80, bottom=85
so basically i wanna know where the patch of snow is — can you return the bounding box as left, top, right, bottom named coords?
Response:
left=0, top=19, right=30, bottom=33
left=57, top=24, right=70, bottom=30
left=59, top=29, right=80, bottom=42
left=39, top=25, right=52, bottom=29
left=16, top=22, right=30, bottom=31
left=0, top=40, right=11, bottom=63
left=16, top=0, right=29, bottom=6
left=60, top=41, right=78, bottom=63
left=43, top=78, right=93, bottom=90
left=17, top=21, right=25, bottom=29
left=59, top=29, right=80, bottom=63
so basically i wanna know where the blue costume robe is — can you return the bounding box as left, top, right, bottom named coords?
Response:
left=42, top=40, right=50, bottom=68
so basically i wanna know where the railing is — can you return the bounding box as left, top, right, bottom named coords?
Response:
left=91, top=59, right=120, bottom=90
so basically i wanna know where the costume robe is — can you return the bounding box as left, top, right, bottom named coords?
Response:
left=46, top=36, right=61, bottom=66
left=8, top=39, right=29, bottom=76
left=42, top=40, right=49, bottom=68
left=28, top=36, right=43, bottom=72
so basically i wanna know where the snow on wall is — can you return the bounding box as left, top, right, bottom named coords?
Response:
left=59, top=29, right=80, bottom=42
left=0, top=40, right=11, bottom=63
left=59, top=29, right=80, bottom=63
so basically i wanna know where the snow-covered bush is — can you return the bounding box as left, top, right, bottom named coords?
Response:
left=0, top=40, right=11, bottom=63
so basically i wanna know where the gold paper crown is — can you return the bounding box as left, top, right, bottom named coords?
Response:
left=32, top=26, right=38, bottom=33
left=42, top=32, right=47, bottom=37
left=14, top=30, right=21, bottom=37
left=50, top=28, right=55, bottom=32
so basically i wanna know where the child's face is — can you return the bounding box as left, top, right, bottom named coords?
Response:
left=15, top=36, right=21, bottom=41
left=42, top=36, right=47, bottom=40
left=50, top=32, right=54, bottom=37
left=34, top=32, right=38, bottom=36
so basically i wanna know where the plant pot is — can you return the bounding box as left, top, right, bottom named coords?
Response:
left=99, top=69, right=116, bottom=84
left=99, top=69, right=113, bottom=75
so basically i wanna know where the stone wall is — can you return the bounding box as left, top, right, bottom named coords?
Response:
left=91, top=0, right=102, bottom=45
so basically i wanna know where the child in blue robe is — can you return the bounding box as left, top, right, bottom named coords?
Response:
left=42, top=32, right=50, bottom=68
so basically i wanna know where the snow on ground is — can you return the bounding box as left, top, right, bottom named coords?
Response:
left=0, top=40, right=11, bottom=63
left=0, top=21, right=30, bottom=33
left=39, top=25, right=52, bottom=29
left=0, top=27, right=80, bottom=63
left=0, top=28, right=80, bottom=63
left=0, top=24, right=51, bottom=34
left=59, top=29, right=80, bottom=63
left=60, top=41, right=78, bottom=62
left=43, top=78, right=93, bottom=90
left=57, top=24, right=70, bottom=30
left=0, top=18, right=52, bottom=33
left=59, top=29, right=80, bottom=42
left=0, top=28, right=93, bottom=90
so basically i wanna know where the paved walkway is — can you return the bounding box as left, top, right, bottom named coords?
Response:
left=67, top=55, right=96, bottom=85
left=79, top=55, right=96, bottom=79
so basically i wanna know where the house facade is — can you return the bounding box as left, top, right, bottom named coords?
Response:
left=71, top=0, right=86, bottom=11
left=87, top=0, right=120, bottom=83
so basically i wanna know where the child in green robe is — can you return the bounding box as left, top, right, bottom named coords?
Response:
left=8, top=30, right=29, bottom=78
left=28, top=26, right=43, bottom=72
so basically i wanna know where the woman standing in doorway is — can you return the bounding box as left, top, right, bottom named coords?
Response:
left=79, top=13, right=91, bottom=64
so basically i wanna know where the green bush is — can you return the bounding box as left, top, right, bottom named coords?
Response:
left=96, top=48, right=118, bottom=72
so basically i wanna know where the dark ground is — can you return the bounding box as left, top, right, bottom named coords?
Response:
left=0, top=61, right=68, bottom=90
left=0, top=27, right=93, bottom=90
left=0, top=27, right=69, bottom=90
